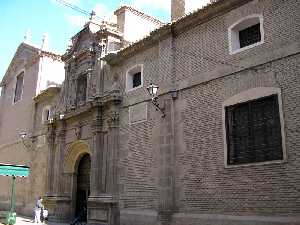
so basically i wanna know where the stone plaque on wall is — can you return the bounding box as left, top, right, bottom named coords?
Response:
left=129, top=102, right=147, bottom=124
left=89, top=209, right=107, bottom=221
left=36, top=135, right=46, bottom=147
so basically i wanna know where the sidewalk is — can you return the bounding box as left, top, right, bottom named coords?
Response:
left=0, top=215, right=69, bottom=225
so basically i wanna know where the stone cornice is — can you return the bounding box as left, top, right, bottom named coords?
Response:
left=104, top=0, right=253, bottom=65
left=33, top=86, right=61, bottom=102
left=51, top=90, right=122, bottom=124
left=104, top=24, right=171, bottom=65
left=114, top=5, right=164, bottom=26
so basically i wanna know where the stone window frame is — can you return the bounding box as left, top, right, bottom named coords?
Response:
left=12, top=70, right=25, bottom=105
left=76, top=73, right=88, bottom=106
left=126, top=64, right=143, bottom=92
left=228, top=14, right=264, bottom=55
left=222, top=87, right=287, bottom=168
left=42, top=105, right=52, bottom=124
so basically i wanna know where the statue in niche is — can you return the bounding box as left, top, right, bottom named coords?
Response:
left=111, top=73, right=120, bottom=91
left=76, top=75, right=87, bottom=105
left=75, top=124, right=82, bottom=140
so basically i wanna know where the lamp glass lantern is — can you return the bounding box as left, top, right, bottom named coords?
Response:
left=19, top=132, right=27, bottom=139
left=147, top=83, right=159, bottom=97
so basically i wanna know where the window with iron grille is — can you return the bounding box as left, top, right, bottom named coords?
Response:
left=225, top=95, right=283, bottom=165
left=239, top=23, right=261, bottom=48
left=76, top=75, right=87, bottom=105
left=132, top=72, right=141, bottom=88
left=14, top=72, right=24, bottom=103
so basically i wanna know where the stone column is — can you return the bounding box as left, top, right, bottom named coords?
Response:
left=45, top=122, right=56, bottom=196
left=88, top=105, right=120, bottom=225
left=107, top=110, right=119, bottom=195
left=158, top=99, right=176, bottom=225
left=107, top=109, right=120, bottom=225
left=90, top=106, right=104, bottom=196
left=46, top=120, right=71, bottom=222
left=56, top=120, right=67, bottom=196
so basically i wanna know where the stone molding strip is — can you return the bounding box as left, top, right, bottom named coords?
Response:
left=122, top=39, right=300, bottom=108
left=173, top=213, right=300, bottom=224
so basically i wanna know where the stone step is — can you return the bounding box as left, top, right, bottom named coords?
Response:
left=0, top=211, right=7, bottom=219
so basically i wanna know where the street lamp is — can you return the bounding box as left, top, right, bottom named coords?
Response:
left=147, top=83, right=165, bottom=118
left=147, top=83, right=159, bottom=96
left=19, top=132, right=33, bottom=150
left=59, top=113, right=65, bottom=120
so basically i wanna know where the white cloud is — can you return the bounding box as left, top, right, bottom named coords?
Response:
left=65, top=14, right=86, bottom=27
left=64, top=3, right=115, bottom=28
left=50, top=0, right=80, bottom=6
left=128, top=0, right=212, bottom=15
left=131, top=0, right=170, bottom=11
left=93, top=3, right=112, bottom=21
left=94, top=3, right=110, bottom=17
left=185, top=0, right=212, bottom=13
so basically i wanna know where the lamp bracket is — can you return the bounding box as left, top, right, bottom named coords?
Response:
left=151, top=97, right=165, bottom=118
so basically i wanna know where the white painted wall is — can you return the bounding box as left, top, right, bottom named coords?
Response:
left=185, top=0, right=212, bottom=14
left=123, top=10, right=160, bottom=43
left=36, top=56, right=64, bottom=95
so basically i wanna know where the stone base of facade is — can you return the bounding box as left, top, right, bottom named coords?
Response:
left=88, top=194, right=119, bottom=225
left=44, top=196, right=71, bottom=223
left=120, top=209, right=158, bottom=225
left=172, top=213, right=300, bottom=225
left=118, top=210, right=300, bottom=225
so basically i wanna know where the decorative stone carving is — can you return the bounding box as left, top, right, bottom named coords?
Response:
left=107, top=111, right=119, bottom=128
left=75, top=123, right=82, bottom=140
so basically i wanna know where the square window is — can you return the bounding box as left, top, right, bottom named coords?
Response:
left=239, top=23, right=261, bottom=48
left=14, top=72, right=24, bottom=103
left=225, top=95, right=283, bottom=165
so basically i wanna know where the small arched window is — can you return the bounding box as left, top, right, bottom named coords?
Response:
left=228, top=14, right=264, bottom=54
left=42, top=106, right=51, bottom=124
left=126, top=64, right=143, bottom=92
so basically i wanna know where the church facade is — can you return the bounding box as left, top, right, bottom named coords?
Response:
left=0, top=38, right=64, bottom=215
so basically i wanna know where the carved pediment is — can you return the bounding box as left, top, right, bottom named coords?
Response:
left=63, top=26, right=97, bottom=61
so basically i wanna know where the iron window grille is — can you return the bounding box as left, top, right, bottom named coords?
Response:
left=239, top=23, right=261, bottom=48
left=225, top=94, right=283, bottom=165
left=132, top=72, right=141, bottom=88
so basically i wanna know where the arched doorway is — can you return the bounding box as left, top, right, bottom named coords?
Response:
left=75, top=154, right=91, bottom=221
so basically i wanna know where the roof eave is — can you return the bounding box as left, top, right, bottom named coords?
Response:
left=104, top=0, right=253, bottom=65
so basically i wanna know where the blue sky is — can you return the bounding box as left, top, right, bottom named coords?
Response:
left=0, top=0, right=210, bottom=81
left=0, top=0, right=172, bottom=80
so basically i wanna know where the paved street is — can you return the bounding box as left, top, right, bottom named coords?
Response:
left=0, top=216, right=69, bottom=225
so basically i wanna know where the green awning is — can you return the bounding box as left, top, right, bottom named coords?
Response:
left=0, top=164, right=30, bottom=177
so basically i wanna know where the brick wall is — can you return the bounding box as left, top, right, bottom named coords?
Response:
left=177, top=54, right=300, bottom=216
left=111, top=0, right=300, bottom=224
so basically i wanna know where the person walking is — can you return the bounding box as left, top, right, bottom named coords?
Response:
left=34, top=196, right=44, bottom=224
